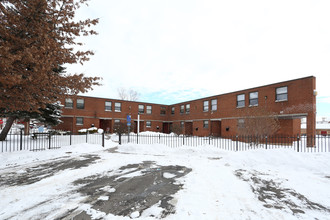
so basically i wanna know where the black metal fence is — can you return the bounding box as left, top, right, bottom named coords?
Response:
left=119, top=134, right=330, bottom=153
left=0, top=130, right=105, bottom=152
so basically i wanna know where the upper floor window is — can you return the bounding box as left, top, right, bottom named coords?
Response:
left=115, top=102, right=121, bottom=112
left=249, top=92, right=258, bottom=106
left=76, top=99, right=84, bottom=109
left=105, top=101, right=112, bottom=111
left=146, top=121, right=151, bottom=127
left=138, top=104, right=144, bottom=114
left=171, top=107, right=175, bottom=115
left=65, top=98, right=73, bottom=108
left=186, top=104, right=190, bottom=114
left=180, top=105, right=184, bottom=114
left=203, top=120, right=209, bottom=128
left=203, top=101, right=209, bottom=111
left=237, top=94, right=245, bottom=107
left=146, top=105, right=152, bottom=114
left=276, top=86, right=288, bottom=101
left=76, top=117, right=84, bottom=125
left=211, top=99, right=217, bottom=111
left=160, top=106, right=166, bottom=115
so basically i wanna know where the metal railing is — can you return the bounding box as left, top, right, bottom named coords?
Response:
left=118, top=133, right=330, bottom=153
left=0, top=130, right=105, bottom=152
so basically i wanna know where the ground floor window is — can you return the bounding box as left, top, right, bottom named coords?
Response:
left=76, top=117, right=84, bottom=125
left=203, top=120, right=209, bottom=128
left=146, top=121, right=151, bottom=127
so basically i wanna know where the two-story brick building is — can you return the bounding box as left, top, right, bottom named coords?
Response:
left=56, top=76, right=316, bottom=139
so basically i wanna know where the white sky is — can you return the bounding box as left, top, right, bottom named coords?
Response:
left=66, top=0, right=330, bottom=117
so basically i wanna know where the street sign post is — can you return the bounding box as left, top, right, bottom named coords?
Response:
left=127, top=115, right=131, bottom=142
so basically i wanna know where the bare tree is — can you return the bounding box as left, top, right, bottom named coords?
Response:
left=237, top=106, right=280, bottom=137
left=117, top=87, right=140, bottom=101
left=171, top=124, right=183, bottom=136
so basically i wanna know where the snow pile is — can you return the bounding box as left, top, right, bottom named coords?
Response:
left=1, top=141, right=330, bottom=219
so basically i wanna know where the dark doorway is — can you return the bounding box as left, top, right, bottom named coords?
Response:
left=211, top=121, right=221, bottom=137
left=134, top=121, right=144, bottom=133
left=100, top=119, right=112, bottom=133
left=162, top=122, right=172, bottom=134
left=185, top=122, right=193, bottom=136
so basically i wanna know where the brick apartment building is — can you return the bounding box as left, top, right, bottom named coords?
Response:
left=56, top=76, right=316, bottom=138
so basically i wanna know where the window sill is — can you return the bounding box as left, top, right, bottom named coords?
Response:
left=249, top=105, right=258, bottom=107
left=275, top=99, right=288, bottom=103
left=105, top=110, right=112, bottom=112
left=65, top=107, right=73, bottom=109
left=236, top=106, right=245, bottom=109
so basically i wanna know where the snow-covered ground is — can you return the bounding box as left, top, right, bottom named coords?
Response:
left=1, top=139, right=330, bottom=219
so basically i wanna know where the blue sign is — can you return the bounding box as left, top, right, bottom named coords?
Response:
left=127, top=122, right=131, bottom=126
left=126, top=115, right=131, bottom=122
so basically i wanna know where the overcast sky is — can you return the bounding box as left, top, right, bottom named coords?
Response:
left=66, top=0, right=330, bottom=118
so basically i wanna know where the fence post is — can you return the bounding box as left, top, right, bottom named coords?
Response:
left=137, top=132, right=139, bottom=144
left=236, top=135, right=238, bottom=151
left=183, top=135, right=185, bottom=146
left=20, top=129, right=23, bottom=150
left=86, top=131, right=88, bottom=143
left=265, top=136, right=268, bottom=150
left=209, top=136, right=211, bottom=145
left=70, top=132, right=72, bottom=145
left=102, top=132, right=105, bottom=147
left=297, top=134, right=300, bottom=152
left=119, top=133, right=122, bottom=145
left=48, top=132, right=52, bottom=149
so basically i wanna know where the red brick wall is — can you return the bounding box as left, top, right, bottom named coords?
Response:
left=56, top=76, right=316, bottom=137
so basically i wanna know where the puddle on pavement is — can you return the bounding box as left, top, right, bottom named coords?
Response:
left=0, top=155, right=101, bottom=187
left=63, top=161, right=191, bottom=219
left=235, top=169, right=330, bottom=215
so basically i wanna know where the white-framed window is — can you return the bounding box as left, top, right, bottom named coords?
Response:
left=180, top=121, right=184, bottom=128
left=237, top=94, right=245, bottom=107
left=171, top=107, right=175, bottom=115
left=249, top=92, right=258, bottom=106
left=146, top=121, right=151, bottom=127
left=76, top=117, right=84, bottom=125
left=160, top=106, right=166, bottom=115
left=276, top=86, right=288, bottom=101
left=77, top=98, right=84, bottom=109
left=186, top=104, right=190, bottom=114
left=138, top=104, right=144, bottom=114
left=203, top=101, right=209, bottom=112
left=105, top=101, right=112, bottom=111
left=238, top=119, right=245, bottom=128
left=115, top=102, right=121, bottom=112
left=211, top=99, right=217, bottom=111
left=180, top=105, right=184, bottom=114
left=203, top=120, right=209, bottom=128
left=65, top=98, right=73, bottom=108
left=146, top=105, right=152, bottom=114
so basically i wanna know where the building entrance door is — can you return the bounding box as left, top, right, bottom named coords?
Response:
left=211, top=121, right=221, bottom=137
left=100, top=119, right=112, bottom=133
